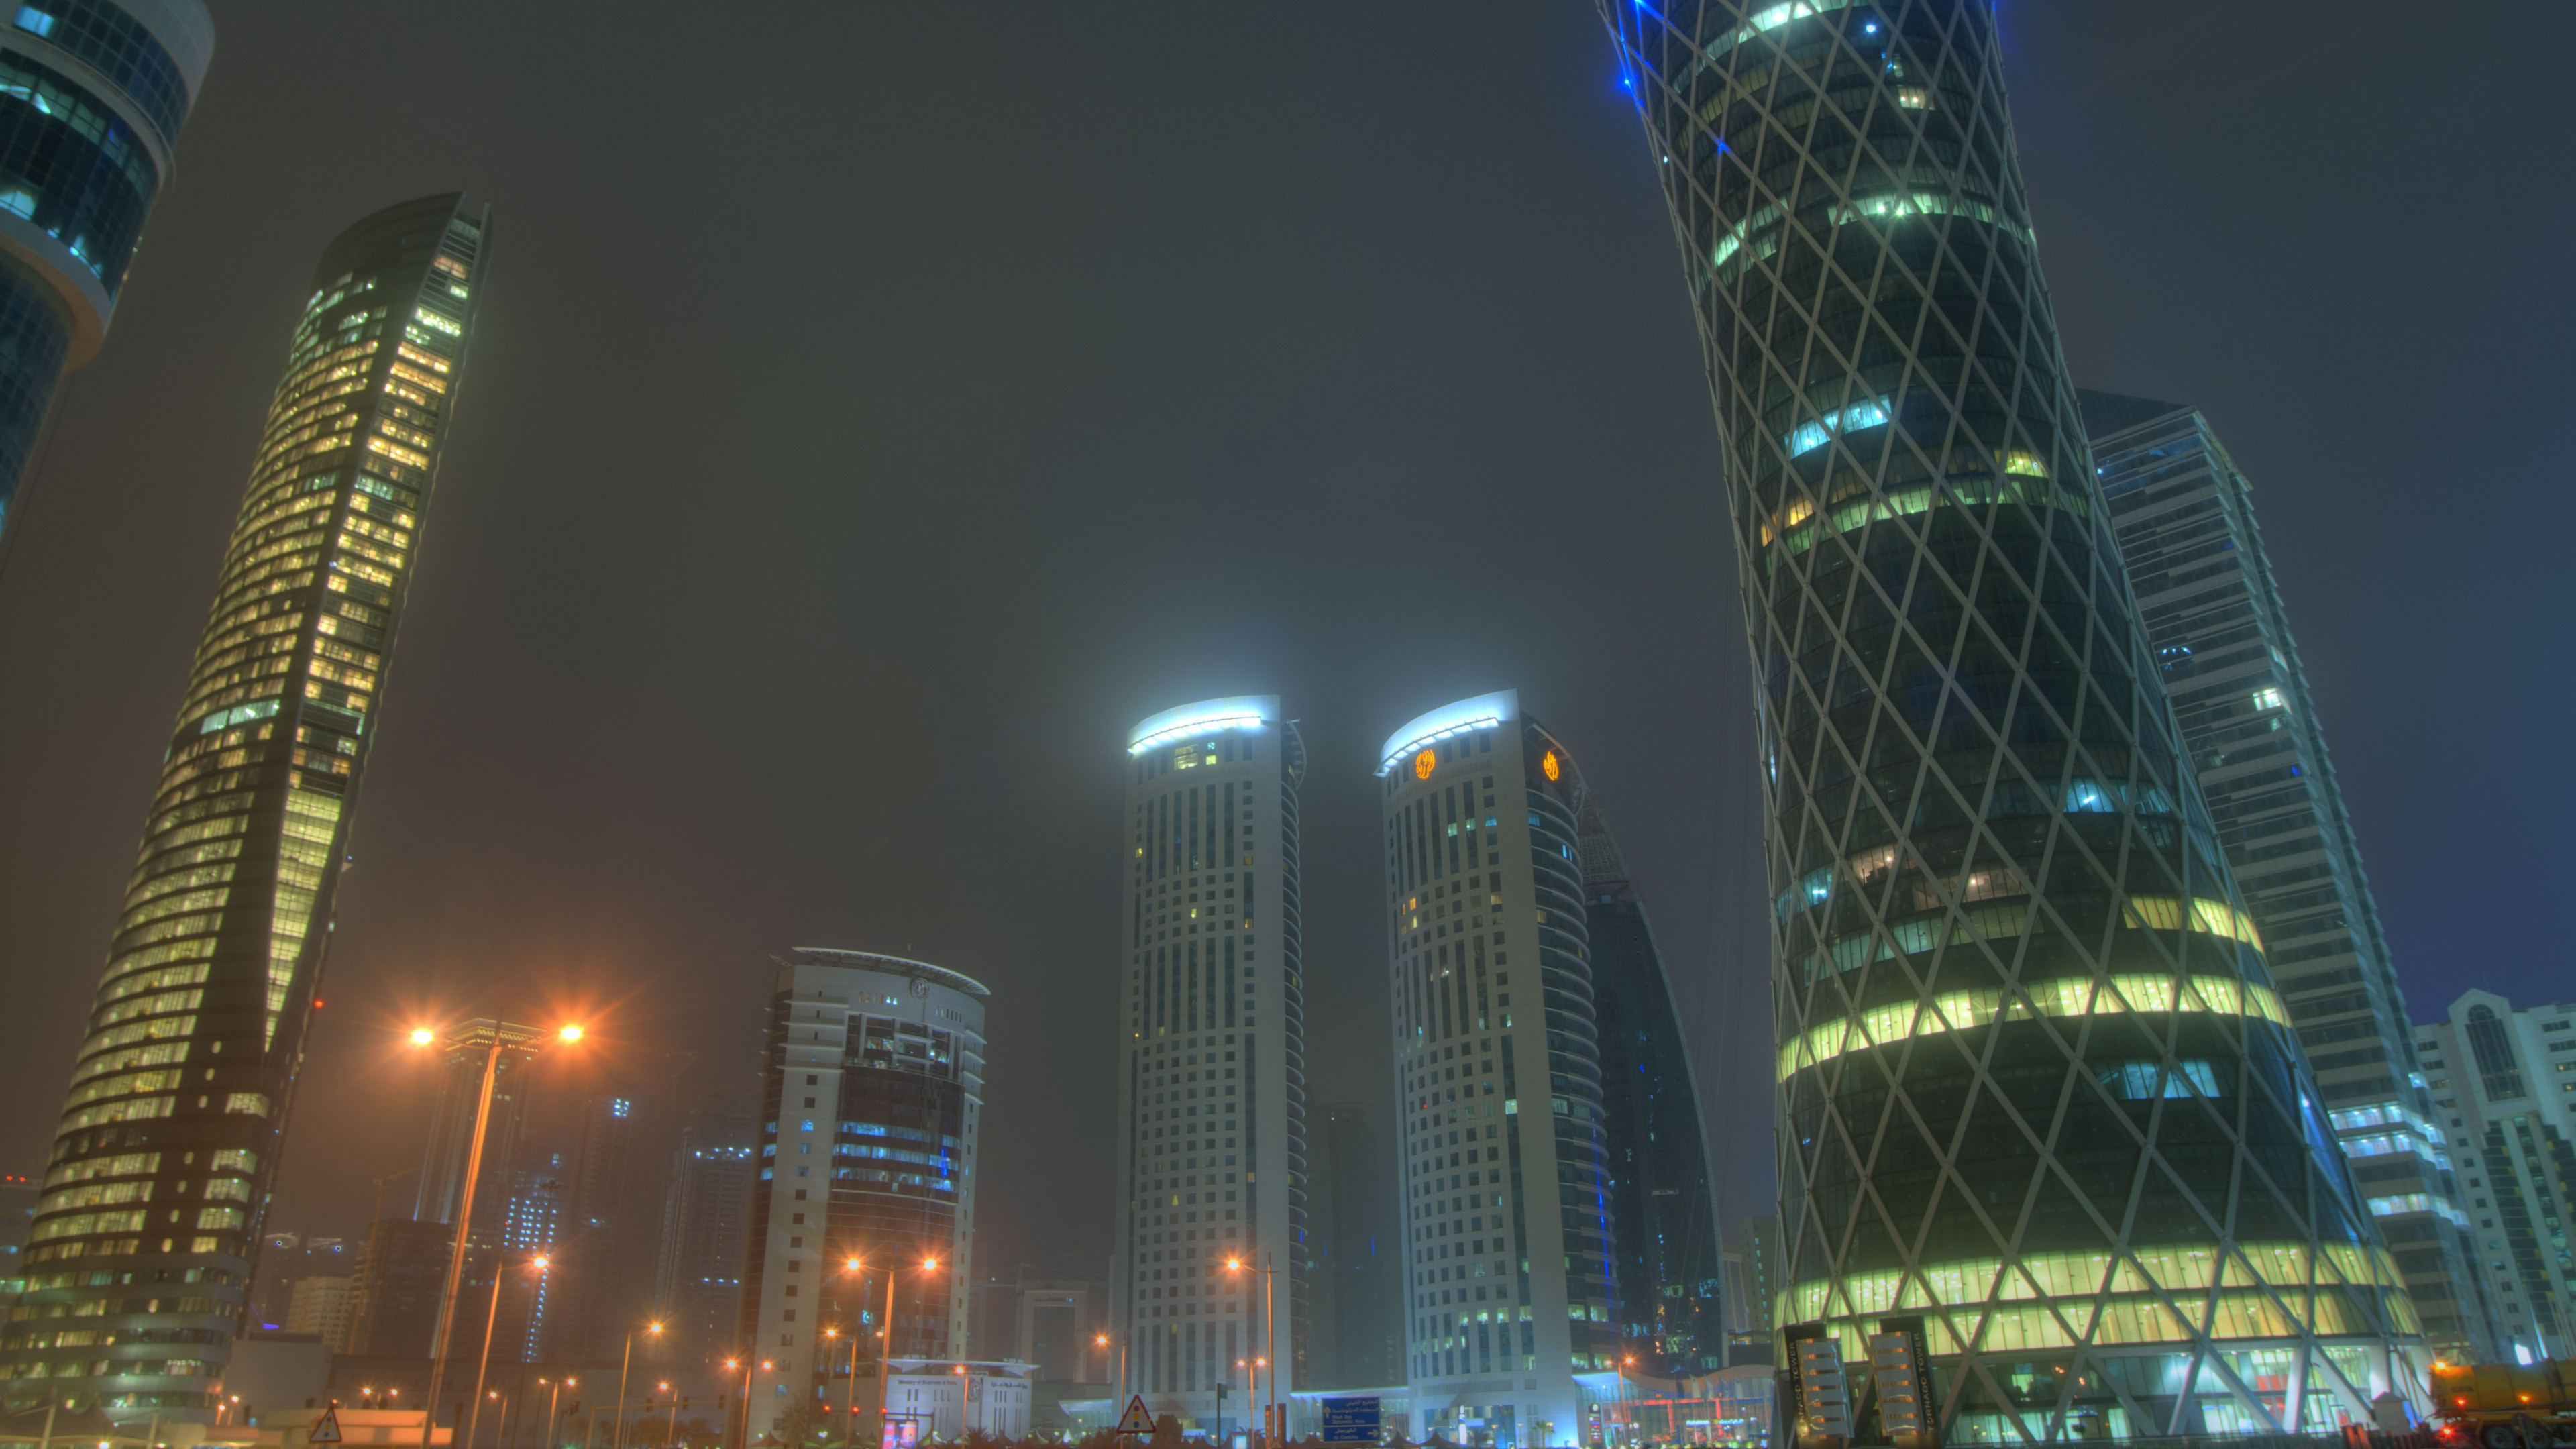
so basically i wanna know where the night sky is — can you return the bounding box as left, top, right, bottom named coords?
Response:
left=0, top=2, right=2565, bottom=1302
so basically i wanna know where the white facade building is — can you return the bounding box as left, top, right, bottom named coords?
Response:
left=881, top=1359, right=1038, bottom=1441
left=1381, top=692, right=1610, bottom=1448
left=1113, top=697, right=1309, bottom=1430
left=2417, top=991, right=2576, bottom=1362
left=741, top=951, right=989, bottom=1447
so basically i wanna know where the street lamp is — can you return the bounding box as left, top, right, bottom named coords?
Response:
left=1224, top=1256, right=1279, bottom=1446
left=606, top=1320, right=665, bottom=1449
left=466, top=1250, right=553, bottom=1449
left=411, top=1018, right=586, bottom=1449
left=539, top=1377, right=576, bottom=1449
left=875, top=1258, right=943, bottom=1449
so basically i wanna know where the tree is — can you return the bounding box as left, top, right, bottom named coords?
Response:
left=772, top=1402, right=828, bottom=1449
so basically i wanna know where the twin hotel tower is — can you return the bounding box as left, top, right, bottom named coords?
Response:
left=0, top=0, right=2514, bottom=1446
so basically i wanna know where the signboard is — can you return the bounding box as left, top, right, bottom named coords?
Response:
left=309, top=1408, right=343, bottom=1445
left=1116, top=1397, right=1157, bottom=1436
left=1871, top=1316, right=1938, bottom=1449
left=881, top=1416, right=924, bottom=1449
left=1792, top=1334, right=1851, bottom=1444
left=1321, top=1397, right=1381, bottom=1445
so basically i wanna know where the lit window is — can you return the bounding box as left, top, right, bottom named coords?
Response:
left=1786, top=399, right=1890, bottom=457
left=13, top=6, right=53, bottom=38
left=2251, top=686, right=2287, bottom=712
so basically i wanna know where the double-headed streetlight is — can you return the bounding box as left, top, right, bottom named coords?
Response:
left=537, top=1377, right=578, bottom=1449
left=875, top=1256, right=943, bottom=1448
left=721, top=1358, right=766, bottom=1449
left=1224, top=1254, right=1279, bottom=1446
left=412, top=1020, right=586, bottom=1449
left=466, top=1251, right=551, bottom=1449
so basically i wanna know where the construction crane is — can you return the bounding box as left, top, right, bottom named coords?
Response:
left=370, top=1165, right=418, bottom=1222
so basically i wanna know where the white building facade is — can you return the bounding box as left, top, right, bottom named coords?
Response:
left=1113, top=697, right=1310, bottom=1430
left=2417, top=992, right=2576, bottom=1362
left=741, top=951, right=989, bottom=1447
left=881, top=1358, right=1038, bottom=1441
left=1381, top=692, right=1611, bottom=1448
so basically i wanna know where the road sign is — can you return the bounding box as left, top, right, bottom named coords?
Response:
left=309, top=1407, right=344, bottom=1444
left=1320, top=1396, right=1381, bottom=1444
left=1116, top=1397, right=1157, bottom=1436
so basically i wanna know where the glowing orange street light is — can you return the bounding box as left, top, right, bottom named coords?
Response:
left=417, top=1019, right=588, bottom=1449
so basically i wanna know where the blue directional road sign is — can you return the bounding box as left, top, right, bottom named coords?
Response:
left=1320, top=1397, right=1381, bottom=1445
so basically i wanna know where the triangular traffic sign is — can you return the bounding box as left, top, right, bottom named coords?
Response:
left=1114, top=1397, right=1155, bottom=1435
left=308, top=1407, right=343, bottom=1444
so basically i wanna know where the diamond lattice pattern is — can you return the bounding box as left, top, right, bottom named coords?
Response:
left=1591, top=0, right=2425, bottom=1437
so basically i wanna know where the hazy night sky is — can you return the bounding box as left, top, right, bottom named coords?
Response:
left=0, top=2, right=2565, bottom=1308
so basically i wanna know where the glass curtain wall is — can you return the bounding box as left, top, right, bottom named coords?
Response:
left=1589, top=3, right=2424, bottom=1436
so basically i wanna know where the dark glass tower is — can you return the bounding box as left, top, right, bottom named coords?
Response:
left=1578, top=798, right=1728, bottom=1379
left=3, top=195, right=486, bottom=1419
left=1593, top=3, right=2426, bottom=1435
left=0, top=0, right=213, bottom=543
left=2083, top=391, right=2496, bottom=1365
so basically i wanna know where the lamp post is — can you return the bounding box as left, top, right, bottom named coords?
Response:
left=1234, top=1358, right=1254, bottom=1442
left=659, top=1382, right=680, bottom=1449
left=539, top=1377, right=576, bottom=1449
left=1224, top=1255, right=1277, bottom=1446
left=876, top=1257, right=942, bottom=1449
left=608, top=1321, right=667, bottom=1449
left=1097, top=1334, right=1120, bottom=1408
left=722, top=1358, right=763, bottom=1449
left=413, top=1020, right=585, bottom=1449
left=466, top=1252, right=550, bottom=1449
left=826, top=1314, right=865, bottom=1449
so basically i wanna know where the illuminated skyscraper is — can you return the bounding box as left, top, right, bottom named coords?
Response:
left=1112, top=698, right=1309, bottom=1430
left=2084, top=390, right=2496, bottom=1364
left=0, top=0, right=213, bottom=541
left=1, top=195, right=486, bottom=1419
left=1578, top=798, right=1727, bottom=1379
left=1594, top=3, right=2425, bottom=1434
left=1381, top=692, right=1607, bottom=1446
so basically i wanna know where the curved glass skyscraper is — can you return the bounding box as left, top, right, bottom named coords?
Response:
left=3, top=195, right=486, bottom=1419
left=1578, top=798, right=1727, bottom=1380
left=1593, top=3, right=2424, bottom=1436
left=0, top=0, right=213, bottom=541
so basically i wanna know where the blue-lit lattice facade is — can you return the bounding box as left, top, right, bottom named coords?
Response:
left=2, top=195, right=485, bottom=1420
left=1593, top=1, right=2426, bottom=1436
left=0, top=0, right=211, bottom=540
